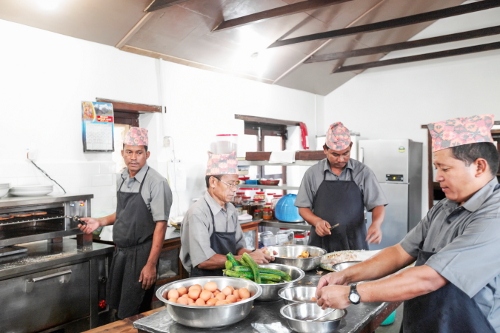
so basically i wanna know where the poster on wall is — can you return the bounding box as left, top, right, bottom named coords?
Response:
left=81, top=101, right=114, bottom=152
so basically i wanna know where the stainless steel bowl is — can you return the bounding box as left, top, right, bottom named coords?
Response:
left=268, top=245, right=326, bottom=271
left=156, top=276, right=262, bottom=328
left=257, top=263, right=305, bottom=301
left=278, top=286, right=318, bottom=305
left=280, top=302, right=347, bottom=333
left=332, top=260, right=362, bottom=271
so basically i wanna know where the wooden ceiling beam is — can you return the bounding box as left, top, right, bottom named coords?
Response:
left=144, top=0, right=190, bottom=12
left=305, top=25, right=500, bottom=63
left=212, top=0, right=351, bottom=32
left=332, top=41, right=500, bottom=73
left=96, top=98, right=162, bottom=113
left=269, top=0, right=500, bottom=48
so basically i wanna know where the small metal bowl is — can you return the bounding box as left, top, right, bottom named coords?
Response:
left=156, top=276, right=262, bottom=328
left=258, top=179, right=280, bottom=186
left=281, top=303, right=347, bottom=333
left=332, top=261, right=362, bottom=271
left=269, top=245, right=326, bottom=271
left=278, top=286, right=318, bottom=305
left=257, top=263, right=305, bottom=301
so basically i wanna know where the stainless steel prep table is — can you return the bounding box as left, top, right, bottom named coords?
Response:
left=132, top=269, right=401, bottom=333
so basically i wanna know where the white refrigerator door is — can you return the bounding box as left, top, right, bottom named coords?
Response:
left=366, top=183, right=409, bottom=250
left=359, top=139, right=409, bottom=183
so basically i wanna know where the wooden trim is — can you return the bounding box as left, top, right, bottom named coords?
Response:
left=145, top=0, right=189, bottom=12
left=212, top=0, right=350, bottom=32
left=114, top=111, right=139, bottom=127
left=306, top=25, right=500, bottom=63
left=269, top=0, right=500, bottom=48
left=235, top=114, right=301, bottom=126
left=115, top=12, right=154, bottom=48
left=333, top=41, right=500, bottom=73
left=96, top=98, right=162, bottom=113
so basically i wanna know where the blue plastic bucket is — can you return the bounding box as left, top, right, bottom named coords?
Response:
left=381, top=310, right=396, bottom=326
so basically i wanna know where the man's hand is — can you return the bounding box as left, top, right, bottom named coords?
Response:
left=78, top=217, right=101, bottom=234
left=366, top=224, right=382, bottom=244
left=316, top=285, right=351, bottom=310
left=314, top=219, right=332, bottom=237
left=248, top=248, right=274, bottom=264
left=317, top=271, right=348, bottom=290
left=139, top=263, right=157, bottom=290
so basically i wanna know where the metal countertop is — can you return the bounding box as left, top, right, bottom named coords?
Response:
left=133, top=270, right=394, bottom=333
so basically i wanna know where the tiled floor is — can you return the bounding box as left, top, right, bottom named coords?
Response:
left=376, top=304, right=403, bottom=333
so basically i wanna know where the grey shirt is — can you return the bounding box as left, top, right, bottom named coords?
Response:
left=179, top=191, right=247, bottom=273
left=400, top=177, right=500, bottom=331
left=295, top=158, right=388, bottom=211
left=118, top=164, right=173, bottom=222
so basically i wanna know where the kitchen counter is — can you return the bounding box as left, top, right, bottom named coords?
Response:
left=83, top=269, right=401, bottom=333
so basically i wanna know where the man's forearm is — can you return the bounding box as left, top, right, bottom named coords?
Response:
left=299, top=207, right=323, bottom=227
left=146, top=221, right=168, bottom=267
left=370, top=206, right=385, bottom=227
left=98, top=213, right=117, bottom=226
left=357, top=265, right=448, bottom=303
left=197, top=254, right=227, bottom=270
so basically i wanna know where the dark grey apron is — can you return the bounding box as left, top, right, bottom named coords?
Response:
left=108, top=167, right=156, bottom=319
left=308, top=168, right=367, bottom=252
left=190, top=199, right=238, bottom=277
left=400, top=245, right=496, bottom=333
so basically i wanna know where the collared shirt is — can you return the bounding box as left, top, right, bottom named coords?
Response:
left=118, top=164, right=173, bottom=222
left=400, top=177, right=500, bottom=330
left=179, top=191, right=246, bottom=273
left=295, top=158, right=388, bottom=211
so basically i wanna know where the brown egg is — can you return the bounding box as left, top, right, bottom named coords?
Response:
left=215, top=300, right=229, bottom=306
left=226, top=295, right=237, bottom=303
left=188, top=298, right=195, bottom=305
left=188, top=288, right=201, bottom=300
left=169, top=297, right=178, bottom=303
left=195, top=298, right=206, bottom=306
left=236, top=298, right=242, bottom=302
left=177, top=297, right=189, bottom=305
left=189, top=284, right=202, bottom=291
left=167, top=289, right=179, bottom=300
left=204, top=281, right=218, bottom=292
left=215, top=293, right=226, bottom=301
left=239, top=287, right=250, bottom=299
left=221, top=286, right=234, bottom=296
left=199, top=290, right=212, bottom=301
left=177, top=287, right=187, bottom=296
left=213, top=290, right=220, bottom=296
left=206, top=298, right=218, bottom=306
left=232, top=289, right=240, bottom=299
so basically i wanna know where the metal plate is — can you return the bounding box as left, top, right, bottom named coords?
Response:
left=320, top=250, right=380, bottom=271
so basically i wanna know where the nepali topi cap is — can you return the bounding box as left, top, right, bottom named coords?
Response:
left=124, top=127, right=148, bottom=146
left=326, top=122, right=351, bottom=151
left=206, top=151, right=238, bottom=175
left=428, top=114, right=494, bottom=152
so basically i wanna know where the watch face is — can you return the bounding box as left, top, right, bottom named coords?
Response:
left=350, top=293, right=360, bottom=303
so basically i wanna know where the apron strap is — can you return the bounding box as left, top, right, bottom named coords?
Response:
left=118, top=166, right=150, bottom=193
left=204, top=198, right=229, bottom=233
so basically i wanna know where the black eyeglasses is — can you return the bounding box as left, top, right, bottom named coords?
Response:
left=215, top=177, right=240, bottom=189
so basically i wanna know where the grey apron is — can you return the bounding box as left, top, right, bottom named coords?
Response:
left=400, top=245, right=496, bottom=332
left=190, top=199, right=238, bottom=277
left=108, top=167, right=156, bottom=319
left=308, top=168, right=367, bottom=252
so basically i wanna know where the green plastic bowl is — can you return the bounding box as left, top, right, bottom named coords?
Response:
left=381, top=310, right=396, bottom=326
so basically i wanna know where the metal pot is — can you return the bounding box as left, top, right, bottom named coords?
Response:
left=269, top=245, right=326, bottom=271
left=280, top=302, right=347, bottom=333
left=156, top=276, right=262, bottom=328
left=256, top=263, right=305, bottom=301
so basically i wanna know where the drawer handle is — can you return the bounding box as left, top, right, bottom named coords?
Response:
left=25, top=269, right=72, bottom=293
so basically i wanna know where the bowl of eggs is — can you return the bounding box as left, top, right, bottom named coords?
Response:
left=156, top=276, right=262, bottom=328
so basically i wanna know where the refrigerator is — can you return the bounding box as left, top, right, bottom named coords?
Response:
left=358, top=139, right=423, bottom=250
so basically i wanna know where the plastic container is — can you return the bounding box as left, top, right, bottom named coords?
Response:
left=233, top=192, right=243, bottom=205
left=263, top=208, right=273, bottom=220
left=252, top=200, right=265, bottom=217
left=235, top=205, right=243, bottom=215
left=261, top=231, right=277, bottom=247
left=238, top=177, right=249, bottom=184
left=294, top=231, right=308, bottom=245
left=277, top=229, right=294, bottom=245
left=381, top=310, right=397, bottom=326
left=254, top=191, right=266, bottom=201
left=242, top=197, right=253, bottom=216
left=238, top=165, right=250, bottom=175
left=275, top=194, right=302, bottom=222
left=211, top=134, right=238, bottom=154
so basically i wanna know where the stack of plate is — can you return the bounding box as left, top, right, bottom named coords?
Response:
left=9, top=185, right=53, bottom=197
left=0, top=183, right=10, bottom=198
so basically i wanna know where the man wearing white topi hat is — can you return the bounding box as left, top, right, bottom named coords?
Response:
left=315, top=115, right=500, bottom=332
left=180, top=151, right=273, bottom=276
left=80, top=127, right=173, bottom=319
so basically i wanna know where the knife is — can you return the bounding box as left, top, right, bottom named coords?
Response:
left=329, top=223, right=340, bottom=230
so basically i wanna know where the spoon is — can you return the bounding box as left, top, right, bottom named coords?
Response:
left=305, top=308, right=336, bottom=322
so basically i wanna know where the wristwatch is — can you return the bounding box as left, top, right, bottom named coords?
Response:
left=348, top=283, right=361, bottom=305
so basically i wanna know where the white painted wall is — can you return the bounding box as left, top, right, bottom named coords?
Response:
left=323, top=6, right=500, bottom=215
left=0, top=19, right=317, bottom=218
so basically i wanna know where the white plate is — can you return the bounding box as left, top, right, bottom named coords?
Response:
left=9, top=186, right=53, bottom=197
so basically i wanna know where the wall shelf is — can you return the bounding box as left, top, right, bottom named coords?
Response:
left=238, top=184, right=299, bottom=190
left=238, top=160, right=318, bottom=166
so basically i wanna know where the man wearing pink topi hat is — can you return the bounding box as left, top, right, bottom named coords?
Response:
left=295, top=122, right=388, bottom=252
left=316, top=115, right=500, bottom=332
left=79, top=127, right=173, bottom=319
